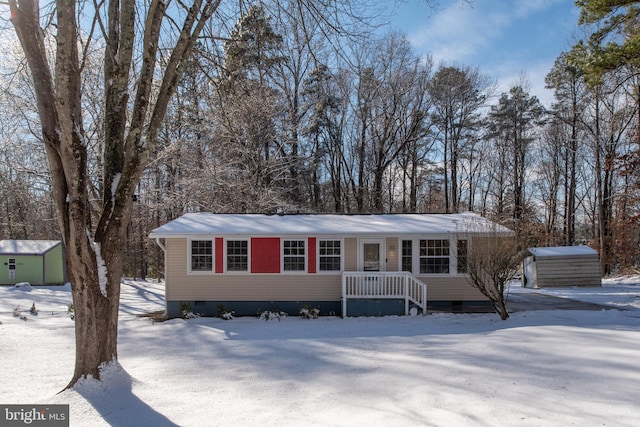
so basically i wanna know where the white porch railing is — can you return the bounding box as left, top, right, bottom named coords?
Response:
left=341, top=272, right=427, bottom=317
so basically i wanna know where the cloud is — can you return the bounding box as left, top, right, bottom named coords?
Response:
left=406, top=4, right=512, bottom=64
left=406, top=0, right=571, bottom=65
left=515, top=0, right=565, bottom=18
left=493, top=62, right=556, bottom=109
left=399, top=0, right=577, bottom=105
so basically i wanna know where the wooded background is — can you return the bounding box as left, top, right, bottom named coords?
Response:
left=1, top=3, right=638, bottom=278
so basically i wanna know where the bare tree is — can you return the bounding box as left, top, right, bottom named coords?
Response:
left=582, top=79, right=638, bottom=274
left=536, top=119, right=566, bottom=244
left=487, top=83, right=545, bottom=231
left=428, top=65, right=489, bottom=213
left=0, top=35, right=57, bottom=239
left=368, top=33, right=431, bottom=212
left=8, top=0, right=384, bottom=388
left=458, top=220, right=522, bottom=320
left=9, top=0, right=219, bottom=388
left=302, top=63, right=345, bottom=211
left=545, top=52, right=589, bottom=245
left=345, top=33, right=435, bottom=213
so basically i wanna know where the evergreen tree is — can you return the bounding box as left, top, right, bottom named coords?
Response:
left=571, top=0, right=640, bottom=80
left=487, top=85, right=545, bottom=231
left=428, top=65, right=488, bottom=213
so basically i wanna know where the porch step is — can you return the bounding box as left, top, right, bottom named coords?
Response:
left=341, top=272, right=427, bottom=317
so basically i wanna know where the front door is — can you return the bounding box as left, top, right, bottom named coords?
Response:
left=360, top=239, right=385, bottom=271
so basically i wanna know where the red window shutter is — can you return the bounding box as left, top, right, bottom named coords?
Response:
left=251, top=238, right=281, bottom=273
left=308, top=237, right=317, bottom=273
left=215, top=238, right=224, bottom=273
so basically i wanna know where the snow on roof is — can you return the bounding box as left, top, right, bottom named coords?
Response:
left=149, top=212, right=511, bottom=238
left=0, top=240, right=61, bottom=255
left=528, top=246, right=598, bottom=257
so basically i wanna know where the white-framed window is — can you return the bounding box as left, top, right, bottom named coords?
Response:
left=190, top=240, right=213, bottom=272
left=226, top=239, right=248, bottom=272
left=401, top=240, right=413, bottom=272
left=457, top=239, right=468, bottom=274
left=419, top=239, right=450, bottom=274
left=319, top=239, right=341, bottom=271
left=283, top=239, right=305, bottom=271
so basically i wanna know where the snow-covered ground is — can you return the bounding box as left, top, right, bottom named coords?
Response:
left=1, top=276, right=639, bottom=426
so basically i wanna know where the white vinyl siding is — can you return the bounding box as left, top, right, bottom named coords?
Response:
left=166, top=238, right=485, bottom=303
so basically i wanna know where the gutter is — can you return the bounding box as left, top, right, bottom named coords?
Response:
left=154, top=238, right=166, bottom=253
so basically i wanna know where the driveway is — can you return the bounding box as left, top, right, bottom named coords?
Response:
left=506, top=292, right=616, bottom=312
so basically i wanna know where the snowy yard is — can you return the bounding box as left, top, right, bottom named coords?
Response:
left=1, top=277, right=639, bottom=426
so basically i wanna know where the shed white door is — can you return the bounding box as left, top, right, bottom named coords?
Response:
left=360, top=239, right=385, bottom=271
left=8, top=258, right=16, bottom=280
left=523, top=256, right=535, bottom=288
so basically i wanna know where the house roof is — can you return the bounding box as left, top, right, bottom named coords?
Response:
left=0, top=240, right=61, bottom=255
left=528, top=246, right=598, bottom=257
left=149, top=212, right=511, bottom=238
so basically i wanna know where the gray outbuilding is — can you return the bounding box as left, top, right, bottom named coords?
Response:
left=522, top=246, right=601, bottom=288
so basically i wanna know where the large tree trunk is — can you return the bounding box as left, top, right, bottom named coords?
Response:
left=66, top=232, right=124, bottom=386
left=10, top=0, right=219, bottom=389
left=356, top=117, right=367, bottom=212
left=593, top=92, right=609, bottom=276
left=443, top=121, right=450, bottom=213
left=10, top=0, right=130, bottom=388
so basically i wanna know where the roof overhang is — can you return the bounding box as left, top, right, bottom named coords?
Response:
left=528, top=246, right=598, bottom=257
left=0, top=240, right=62, bottom=256
left=149, top=212, right=513, bottom=239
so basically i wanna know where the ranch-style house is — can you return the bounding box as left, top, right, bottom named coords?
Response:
left=149, top=212, right=511, bottom=318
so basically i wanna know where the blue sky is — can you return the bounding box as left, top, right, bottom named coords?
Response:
left=387, top=0, right=582, bottom=107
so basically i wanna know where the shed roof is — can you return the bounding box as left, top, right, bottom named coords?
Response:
left=0, top=240, right=61, bottom=255
left=149, top=212, right=511, bottom=238
left=528, top=246, right=598, bottom=257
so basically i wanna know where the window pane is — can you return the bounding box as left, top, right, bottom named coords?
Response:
left=402, top=240, right=412, bottom=272
left=284, top=256, right=305, bottom=271
left=284, top=240, right=305, bottom=271
left=418, top=239, right=450, bottom=274
left=227, top=240, right=248, bottom=271
left=419, top=240, right=427, bottom=256
left=319, top=240, right=341, bottom=271
left=457, top=240, right=468, bottom=274
left=420, top=257, right=450, bottom=274
left=191, top=240, right=212, bottom=272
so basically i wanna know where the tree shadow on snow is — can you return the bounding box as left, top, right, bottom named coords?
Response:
left=72, top=363, right=178, bottom=426
left=119, top=279, right=166, bottom=315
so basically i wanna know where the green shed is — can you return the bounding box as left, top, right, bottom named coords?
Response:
left=0, top=240, right=66, bottom=285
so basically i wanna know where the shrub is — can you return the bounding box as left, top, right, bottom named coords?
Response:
left=179, top=301, right=200, bottom=319
left=216, top=304, right=234, bottom=320
left=299, top=305, right=320, bottom=319
left=13, top=306, right=27, bottom=321
left=258, top=309, right=287, bottom=321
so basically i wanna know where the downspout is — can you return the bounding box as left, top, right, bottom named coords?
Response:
left=154, top=238, right=166, bottom=279
left=154, top=238, right=166, bottom=253
left=153, top=237, right=169, bottom=315
left=42, top=252, right=46, bottom=285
